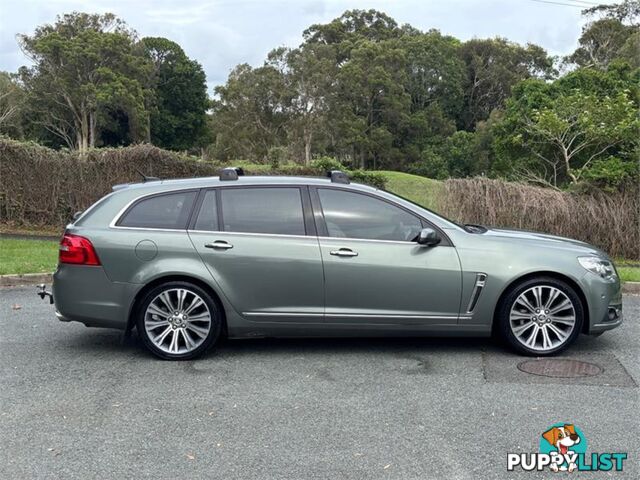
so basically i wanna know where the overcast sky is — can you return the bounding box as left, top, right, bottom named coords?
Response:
left=0, top=0, right=616, bottom=92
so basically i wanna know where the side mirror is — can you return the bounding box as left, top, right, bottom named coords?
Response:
left=416, top=228, right=440, bottom=246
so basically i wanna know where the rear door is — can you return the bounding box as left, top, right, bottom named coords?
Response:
left=312, top=187, right=462, bottom=325
left=189, top=185, right=324, bottom=322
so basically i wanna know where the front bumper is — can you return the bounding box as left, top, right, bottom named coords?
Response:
left=590, top=304, right=623, bottom=334
left=580, top=271, right=623, bottom=335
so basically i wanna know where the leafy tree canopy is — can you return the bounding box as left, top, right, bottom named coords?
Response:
left=141, top=37, right=209, bottom=151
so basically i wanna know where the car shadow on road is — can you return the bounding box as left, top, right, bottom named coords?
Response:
left=214, top=335, right=500, bottom=357
left=60, top=328, right=506, bottom=359
left=57, top=326, right=620, bottom=361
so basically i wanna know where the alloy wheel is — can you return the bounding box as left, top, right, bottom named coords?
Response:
left=509, top=285, right=576, bottom=352
left=144, top=288, right=212, bottom=355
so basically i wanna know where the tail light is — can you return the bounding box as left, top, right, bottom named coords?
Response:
left=59, top=234, right=101, bottom=266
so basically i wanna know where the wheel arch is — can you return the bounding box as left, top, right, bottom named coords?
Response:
left=126, top=274, right=228, bottom=336
left=491, top=271, right=590, bottom=334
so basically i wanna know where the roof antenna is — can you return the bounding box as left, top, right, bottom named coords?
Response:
left=135, top=168, right=160, bottom=183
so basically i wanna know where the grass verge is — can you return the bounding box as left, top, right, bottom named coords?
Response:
left=378, top=170, right=443, bottom=211
left=0, top=238, right=59, bottom=275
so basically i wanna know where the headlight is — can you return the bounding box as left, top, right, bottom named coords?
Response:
left=578, top=256, right=617, bottom=280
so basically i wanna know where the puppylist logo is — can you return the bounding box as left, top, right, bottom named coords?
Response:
left=507, top=423, right=628, bottom=473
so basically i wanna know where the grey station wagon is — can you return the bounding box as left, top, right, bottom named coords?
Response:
left=38, top=168, right=622, bottom=360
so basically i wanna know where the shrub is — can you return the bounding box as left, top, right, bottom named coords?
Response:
left=267, top=146, right=288, bottom=169
left=349, top=169, right=387, bottom=189
left=440, top=177, right=639, bottom=259
left=310, top=156, right=346, bottom=172
left=0, top=142, right=386, bottom=228
left=0, top=140, right=220, bottom=227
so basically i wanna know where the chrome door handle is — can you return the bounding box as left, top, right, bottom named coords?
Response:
left=204, top=241, right=233, bottom=250
left=330, top=248, right=358, bottom=257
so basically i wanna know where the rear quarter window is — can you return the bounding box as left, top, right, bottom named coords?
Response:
left=117, top=191, right=197, bottom=229
left=73, top=193, right=116, bottom=226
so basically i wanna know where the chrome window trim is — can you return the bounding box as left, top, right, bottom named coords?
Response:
left=317, top=236, right=416, bottom=246
left=110, top=225, right=187, bottom=232
left=188, top=230, right=313, bottom=240
left=189, top=231, right=420, bottom=244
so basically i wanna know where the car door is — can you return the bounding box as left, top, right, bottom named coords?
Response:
left=189, top=186, right=324, bottom=322
left=312, top=187, right=462, bottom=325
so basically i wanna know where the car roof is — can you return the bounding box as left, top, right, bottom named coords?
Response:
left=115, top=175, right=380, bottom=194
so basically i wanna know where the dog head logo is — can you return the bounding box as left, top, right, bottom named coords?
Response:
left=540, top=423, right=586, bottom=472
left=543, top=424, right=581, bottom=455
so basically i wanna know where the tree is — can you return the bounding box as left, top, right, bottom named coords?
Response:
left=401, top=30, right=465, bottom=118
left=582, top=0, right=640, bottom=25
left=616, top=31, right=640, bottom=68
left=17, top=12, right=151, bottom=153
left=211, top=63, right=289, bottom=161
left=266, top=44, right=338, bottom=164
left=334, top=39, right=409, bottom=169
left=303, top=9, right=403, bottom=61
left=0, top=72, right=22, bottom=131
left=567, top=18, right=637, bottom=69
left=459, top=38, right=554, bottom=130
left=495, top=69, right=639, bottom=187
left=141, top=37, right=209, bottom=151
left=567, top=1, right=639, bottom=69
left=520, top=91, right=637, bottom=184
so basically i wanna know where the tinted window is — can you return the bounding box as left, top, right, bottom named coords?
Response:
left=318, top=189, right=422, bottom=241
left=193, top=190, right=219, bottom=231
left=118, top=191, right=196, bottom=229
left=221, top=188, right=305, bottom=235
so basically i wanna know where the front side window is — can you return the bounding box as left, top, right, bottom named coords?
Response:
left=117, top=191, right=197, bottom=229
left=318, top=188, right=422, bottom=241
left=221, top=187, right=306, bottom=236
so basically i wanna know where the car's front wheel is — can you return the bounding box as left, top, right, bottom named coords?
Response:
left=497, top=277, right=584, bottom=356
left=136, top=281, right=222, bottom=360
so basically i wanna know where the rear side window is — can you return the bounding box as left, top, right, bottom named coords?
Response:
left=117, top=191, right=197, bottom=229
left=220, top=187, right=305, bottom=235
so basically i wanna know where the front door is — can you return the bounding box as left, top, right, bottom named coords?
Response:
left=189, top=186, right=324, bottom=322
left=313, top=187, right=462, bottom=325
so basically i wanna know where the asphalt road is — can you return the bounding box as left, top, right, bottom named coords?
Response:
left=1, top=287, right=638, bottom=480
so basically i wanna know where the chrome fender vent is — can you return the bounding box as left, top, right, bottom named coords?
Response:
left=466, top=273, right=487, bottom=314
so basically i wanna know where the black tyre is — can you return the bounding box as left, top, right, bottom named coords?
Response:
left=497, top=277, right=584, bottom=356
left=136, top=281, right=222, bottom=360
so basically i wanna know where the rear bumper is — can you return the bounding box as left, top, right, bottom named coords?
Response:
left=52, top=265, right=138, bottom=330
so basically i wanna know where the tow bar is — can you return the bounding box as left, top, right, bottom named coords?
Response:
left=36, top=284, right=54, bottom=304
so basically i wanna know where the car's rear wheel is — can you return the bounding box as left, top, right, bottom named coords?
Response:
left=136, top=281, right=222, bottom=360
left=497, top=277, right=584, bottom=356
